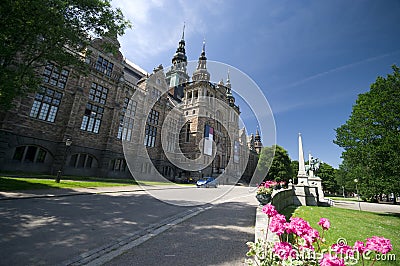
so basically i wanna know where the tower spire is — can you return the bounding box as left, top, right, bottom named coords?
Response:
left=192, top=39, right=210, bottom=81
left=171, top=23, right=187, bottom=65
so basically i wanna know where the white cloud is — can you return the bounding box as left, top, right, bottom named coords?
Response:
left=111, top=0, right=225, bottom=68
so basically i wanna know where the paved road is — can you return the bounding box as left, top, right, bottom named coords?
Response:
left=0, top=185, right=256, bottom=265
left=333, top=200, right=400, bottom=214
left=105, top=198, right=256, bottom=266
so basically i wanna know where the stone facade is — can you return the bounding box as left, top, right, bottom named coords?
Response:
left=0, top=32, right=261, bottom=182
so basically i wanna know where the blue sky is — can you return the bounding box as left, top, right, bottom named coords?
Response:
left=112, top=0, right=400, bottom=168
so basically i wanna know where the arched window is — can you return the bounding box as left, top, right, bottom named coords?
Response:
left=69, top=153, right=97, bottom=168
left=12, top=145, right=49, bottom=163
left=109, top=158, right=127, bottom=171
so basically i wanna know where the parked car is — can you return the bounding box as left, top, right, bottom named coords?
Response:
left=196, top=177, right=218, bottom=188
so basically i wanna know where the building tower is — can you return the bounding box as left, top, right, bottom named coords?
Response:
left=165, top=24, right=190, bottom=89
left=225, top=69, right=236, bottom=107
left=192, top=41, right=210, bottom=82
left=254, top=129, right=263, bottom=154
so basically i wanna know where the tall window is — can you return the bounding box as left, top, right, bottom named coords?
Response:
left=42, top=63, right=69, bottom=89
left=151, top=87, right=161, bottom=100
left=30, top=86, right=62, bottom=123
left=13, top=145, right=48, bottom=163
left=80, top=103, right=104, bottom=133
left=147, top=109, right=159, bottom=125
left=166, top=117, right=178, bottom=152
left=95, top=56, right=113, bottom=76
left=117, top=98, right=137, bottom=141
left=144, top=109, right=159, bottom=147
left=89, top=83, right=108, bottom=104
left=144, top=125, right=157, bottom=147
left=109, top=158, right=127, bottom=171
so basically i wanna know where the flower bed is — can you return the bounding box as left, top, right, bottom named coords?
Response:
left=246, top=203, right=393, bottom=265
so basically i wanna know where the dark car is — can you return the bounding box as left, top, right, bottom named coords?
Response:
left=196, top=177, right=218, bottom=188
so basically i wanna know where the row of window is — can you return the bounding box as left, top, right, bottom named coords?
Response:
left=12, top=145, right=127, bottom=172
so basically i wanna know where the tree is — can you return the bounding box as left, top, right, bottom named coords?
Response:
left=0, top=0, right=131, bottom=109
left=290, top=160, right=299, bottom=181
left=334, top=65, right=400, bottom=202
left=316, top=163, right=338, bottom=195
left=257, top=145, right=293, bottom=183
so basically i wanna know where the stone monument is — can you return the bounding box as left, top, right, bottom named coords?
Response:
left=293, top=133, right=327, bottom=206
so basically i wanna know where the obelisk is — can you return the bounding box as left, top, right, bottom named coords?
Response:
left=297, top=133, right=308, bottom=185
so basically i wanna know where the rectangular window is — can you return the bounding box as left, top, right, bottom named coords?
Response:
left=29, top=86, right=62, bottom=123
left=89, top=82, right=108, bottom=105
left=95, top=55, right=114, bottom=76
left=42, top=63, right=69, bottom=89
left=80, top=103, right=104, bottom=133
left=151, top=87, right=161, bottom=100
left=144, top=125, right=157, bottom=147
left=147, top=109, right=159, bottom=125
left=117, top=98, right=137, bottom=141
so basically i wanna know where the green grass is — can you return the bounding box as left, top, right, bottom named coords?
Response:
left=288, top=206, right=399, bottom=265
left=0, top=176, right=138, bottom=191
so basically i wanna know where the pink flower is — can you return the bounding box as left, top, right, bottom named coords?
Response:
left=319, top=253, right=345, bottom=266
left=272, top=242, right=295, bottom=260
left=269, top=214, right=287, bottom=235
left=318, top=218, right=331, bottom=230
left=262, top=203, right=278, bottom=217
left=302, top=228, right=320, bottom=244
left=353, top=241, right=366, bottom=253
left=365, top=236, right=392, bottom=254
left=331, top=243, right=353, bottom=256
left=286, top=217, right=311, bottom=236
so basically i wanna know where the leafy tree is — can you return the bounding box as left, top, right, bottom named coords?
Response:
left=257, top=145, right=293, bottom=183
left=0, top=0, right=131, bottom=109
left=290, top=160, right=299, bottom=181
left=316, top=163, right=338, bottom=194
left=334, top=65, right=400, bottom=202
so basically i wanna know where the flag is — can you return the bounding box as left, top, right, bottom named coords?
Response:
left=204, top=125, right=213, bottom=156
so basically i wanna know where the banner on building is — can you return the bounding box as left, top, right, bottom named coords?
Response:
left=234, top=140, right=240, bottom=163
left=204, top=125, right=214, bottom=156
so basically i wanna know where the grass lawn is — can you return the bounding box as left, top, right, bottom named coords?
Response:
left=281, top=205, right=399, bottom=265
left=0, top=173, right=191, bottom=191
left=0, top=176, right=138, bottom=191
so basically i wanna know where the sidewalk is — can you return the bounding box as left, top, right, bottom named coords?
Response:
left=0, top=184, right=194, bottom=200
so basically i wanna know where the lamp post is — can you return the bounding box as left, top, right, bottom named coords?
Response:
left=55, top=138, right=72, bottom=183
left=354, top=179, right=361, bottom=211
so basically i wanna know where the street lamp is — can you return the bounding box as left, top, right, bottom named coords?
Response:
left=354, top=179, right=361, bottom=211
left=55, top=138, right=72, bottom=183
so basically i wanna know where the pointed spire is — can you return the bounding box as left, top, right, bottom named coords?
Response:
left=199, top=39, right=207, bottom=60
left=192, top=39, right=210, bottom=81
left=171, top=23, right=187, bottom=65
left=298, top=133, right=307, bottom=177
left=226, top=68, right=231, bottom=89
left=181, top=22, right=185, bottom=40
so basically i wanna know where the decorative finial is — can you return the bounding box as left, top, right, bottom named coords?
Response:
left=227, top=68, right=230, bottom=83
left=202, top=39, right=206, bottom=52
left=182, top=22, right=185, bottom=40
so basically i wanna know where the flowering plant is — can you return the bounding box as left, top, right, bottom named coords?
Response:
left=256, top=181, right=285, bottom=195
left=246, top=204, right=393, bottom=265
